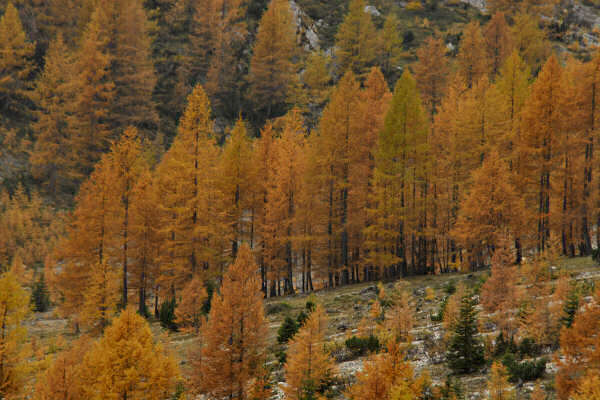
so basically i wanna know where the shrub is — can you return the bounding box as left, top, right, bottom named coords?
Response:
left=518, top=337, right=541, bottom=358
left=345, top=335, right=380, bottom=356
left=159, top=298, right=177, bottom=331
left=502, top=352, right=546, bottom=382
left=278, top=316, right=300, bottom=344
left=403, top=30, right=415, bottom=45
left=431, top=296, right=448, bottom=322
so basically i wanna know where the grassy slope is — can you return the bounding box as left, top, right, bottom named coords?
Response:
left=25, top=256, right=600, bottom=398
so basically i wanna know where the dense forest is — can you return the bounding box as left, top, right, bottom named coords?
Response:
left=2, top=0, right=600, bottom=398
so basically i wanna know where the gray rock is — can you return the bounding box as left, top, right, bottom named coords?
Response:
left=364, top=5, right=381, bottom=17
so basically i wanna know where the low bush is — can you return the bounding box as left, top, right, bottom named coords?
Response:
left=345, top=335, right=380, bottom=356
left=502, top=352, right=546, bottom=382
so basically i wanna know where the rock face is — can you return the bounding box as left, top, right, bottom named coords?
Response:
left=289, top=0, right=320, bottom=50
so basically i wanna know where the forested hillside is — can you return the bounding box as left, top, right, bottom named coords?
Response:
left=3, top=0, right=600, bottom=398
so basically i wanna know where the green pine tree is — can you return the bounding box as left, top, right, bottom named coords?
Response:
left=561, top=288, right=579, bottom=328
left=446, top=294, right=485, bottom=374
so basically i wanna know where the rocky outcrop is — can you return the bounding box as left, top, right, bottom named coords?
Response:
left=289, top=0, right=320, bottom=50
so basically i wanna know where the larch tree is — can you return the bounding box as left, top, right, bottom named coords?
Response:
left=67, top=5, right=115, bottom=180
left=263, top=110, right=306, bottom=295
left=519, top=55, right=566, bottom=252
left=204, top=0, right=248, bottom=120
left=412, top=36, right=449, bottom=125
left=284, top=304, right=335, bottom=400
left=346, top=342, right=425, bottom=400
left=199, top=244, right=267, bottom=399
left=302, top=50, right=331, bottom=109
left=253, top=122, right=277, bottom=294
left=219, top=118, right=254, bottom=260
left=384, top=290, right=415, bottom=343
left=556, top=289, right=600, bottom=399
left=453, top=150, right=525, bottom=265
left=358, top=67, right=391, bottom=281
left=80, top=261, right=120, bottom=333
left=129, top=169, right=162, bottom=317
left=148, top=0, right=194, bottom=138
left=314, top=71, right=364, bottom=286
left=491, top=50, right=530, bottom=160
left=479, top=241, right=520, bottom=335
left=33, top=336, right=92, bottom=400
left=0, top=2, right=35, bottom=132
left=488, top=51, right=531, bottom=261
left=378, top=13, right=403, bottom=83
left=335, top=0, right=377, bottom=77
left=578, top=51, right=600, bottom=254
left=68, top=0, right=156, bottom=179
left=30, top=34, right=76, bottom=197
left=187, top=0, right=219, bottom=85
left=572, top=374, right=600, bottom=400
left=484, top=12, right=513, bottom=78
left=247, top=0, right=297, bottom=121
left=53, top=154, right=118, bottom=331
left=107, top=0, right=157, bottom=135
left=108, top=126, right=145, bottom=308
left=175, top=276, right=207, bottom=335
left=488, top=361, right=513, bottom=400
left=511, top=13, right=550, bottom=74
left=157, top=84, right=223, bottom=291
left=0, top=269, right=30, bottom=399
left=366, top=69, right=429, bottom=277
left=79, top=307, right=180, bottom=400
left=456, top=21, right=488, bottom=88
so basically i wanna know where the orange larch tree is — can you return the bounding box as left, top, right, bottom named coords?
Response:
left=0, top=2, right=36, bottom=132
left=129, top=169, right=162, bottom=316
left=53, top=154, right=118, bottom=331
left=456, top=21, right=488, bottom=88
left=412, top=36, right=449, bottom=126
left=175, top=276, right=207, bottom=335
left=219, top=118, right=255, bottom=260
left=519, top=55, right=566, bottom=252
left=198, top=244, right=267, bottom=399
left=157, top=84, right=224, bottom=292
left=453, top=150, right=525, bottom=265
left=33, top=336, right=92, bottom=400
left=556, top=289, right=600, bottom=399
left=346, top=342, right=426, bottom=400
left=79, top=307, right=180, bottom=399
left=30, top=34, right=76, bottom=196
left=484, top=12, right=513, bottom=78
left=108, top=126, right=145, bottom=308
left=0, top=269, right=30, bottom=399
left=284, top=304, right=335, bottom=400
left=247, top=0, right=297, bottom=121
